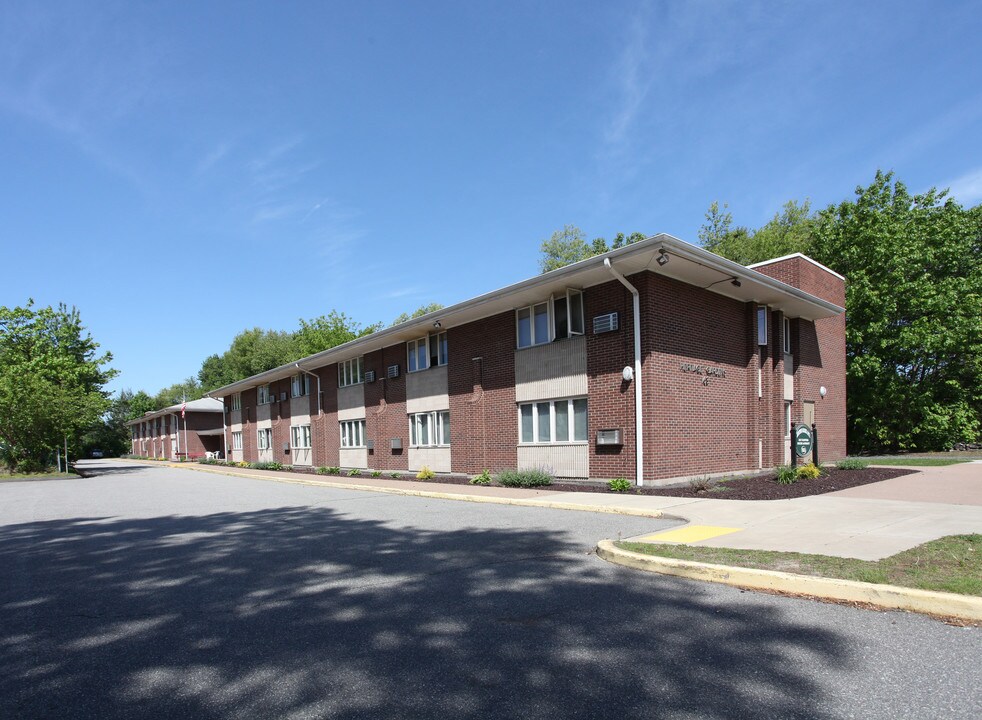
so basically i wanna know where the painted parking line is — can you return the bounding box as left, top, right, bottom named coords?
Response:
left=634, top=525, right=743, bottom=544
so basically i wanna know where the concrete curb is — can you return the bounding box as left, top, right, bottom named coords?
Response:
left=596, top=540, right=982, bottom=622
left=156, top=461, right=671, bottom=520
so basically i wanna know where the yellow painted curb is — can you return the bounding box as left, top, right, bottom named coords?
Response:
left=157, top=462, right=668, bottom=520
left=596, top=540, right=982, bottom=622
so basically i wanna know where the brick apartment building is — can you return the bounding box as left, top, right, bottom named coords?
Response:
left=127, top=398, right=226, bottom=460
left=208, top=234, right=846, bottom=485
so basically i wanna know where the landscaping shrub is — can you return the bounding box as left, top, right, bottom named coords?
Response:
left=389, top=472, right=402, bottom=479
left=416, top=466, right=435, bottom=481
left=837, top=458, right=869, bottom=470
left=347, top=468, right=361, bottom=477
left=687, top=475, right=717, bottom=492
left=496, top=467, right=554, bottom=488
left=470, top=469, right=493, bottom=485
left=776, top=465, right=798, bottom=485
left=608, top=477, right=632, bottom=492
left=251, top=461, right=282, bottom=471
left=796, top=463, right=821, bottom=480
left=370, top=470, right=383, bottom=478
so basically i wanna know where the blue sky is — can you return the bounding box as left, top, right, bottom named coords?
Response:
left=2, top=1, right=981, bottom=396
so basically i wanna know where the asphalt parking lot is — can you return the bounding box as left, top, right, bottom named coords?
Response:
left=1, top=460, right=979, bottom=719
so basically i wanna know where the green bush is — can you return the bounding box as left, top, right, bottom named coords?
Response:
left=416, top=466, right=435, bottom=481
left=370, top=470, right=383, bottom=478
left=837, top=458, right=869, bottom=470
left=496, top=467, right=554, bottom=488
left=470, top=469, right=493, bottom=485
left=688, top=475, right=717, bottom=492
left=389, top=472, right=402, bottom=479
left=608, top=477, right=632, bottom=492
left=250, top=461, right=282, bottom=471
left=776, top=465, right=798, bottom=485
left=347, top=468, right=361, bottom=477
left=796, top=463, right=821, bottom=480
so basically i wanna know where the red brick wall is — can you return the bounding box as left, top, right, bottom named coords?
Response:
left=585, top=278, right=636, bottom=480
left=638, top=273, right=761, bottom=481
left=313, top=363, right=340, bottom=468
left=753, top=257, right=847, bottom=461
left=448, top=310, right=518, bottom=475
left=364, top=345, right=409, bottom=471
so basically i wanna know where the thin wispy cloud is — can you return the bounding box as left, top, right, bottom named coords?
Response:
left=942, top=166, right=982, bottom=206
left=602, top=5, right=652, bottom=150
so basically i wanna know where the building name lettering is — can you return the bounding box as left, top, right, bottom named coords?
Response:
left=680, top=363, right=726, bottom=378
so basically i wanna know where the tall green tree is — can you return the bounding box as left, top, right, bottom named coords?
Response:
left=0, top=301, right=115, bottom=470
left=296, top=311, right=381, bottom=355
left=390, top=303, right=445, bottom=326
left=810, top=172, right=982, bottom=452
left=539, top=225, right=647, bottom=273
left=699, top=200, right=811, bottom=265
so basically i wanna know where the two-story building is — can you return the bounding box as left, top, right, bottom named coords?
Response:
left=207, top=234, right=846, bottom=485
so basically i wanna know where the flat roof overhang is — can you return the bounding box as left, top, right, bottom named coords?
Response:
left=208, top=234, right=844, bottom=398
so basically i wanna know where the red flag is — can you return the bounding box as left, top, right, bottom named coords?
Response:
left=181, top=401, right=186, bottom=419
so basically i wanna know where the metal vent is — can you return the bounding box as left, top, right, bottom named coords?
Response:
left=593, top=312, right=619, bottom=334
left=364, top=370, right=376, bottom=383
left=390, top=437, right=403, bottom=450
left=387, top=364, right=400, bottom=379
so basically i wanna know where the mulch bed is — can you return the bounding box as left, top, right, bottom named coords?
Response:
left=357, top=466, right=919, bottom=501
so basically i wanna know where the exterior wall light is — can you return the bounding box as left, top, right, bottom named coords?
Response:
left=622, top=366, right=634, bottom=382
left=657, top=250, right=670, bottom=266
left=820, top=386, right=828, bottom=398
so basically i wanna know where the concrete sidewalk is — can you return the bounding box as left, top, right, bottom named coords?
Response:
left=171, top=460, right=982, bottom=561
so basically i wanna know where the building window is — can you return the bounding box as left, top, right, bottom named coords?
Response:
left=291, top=373, right=310, bottom=398
left=409, top=410, right=450, bottom=447
left=518, top=398, right=587, bottom=444
left=291, top=424, right=312, bottom=449
left=257, top=427, right=272, bottom=451
left=783, top=317, right=792, bottom=355
left=258, top=384, right=272, bottom=404
left=516, top=289, right=584, bottom=349
left=231, top=393, right=241, bottom=411
left=407, top=332, right=448, bottom=373
left=785, top=402, right=792, bottom=437
left=340, top=419, right=366, bottom=448
left=338, top=358, right=363, bottom=387
left=757, top=306, right=768, bottom=346
left=231, top=431, right=243, bottom=450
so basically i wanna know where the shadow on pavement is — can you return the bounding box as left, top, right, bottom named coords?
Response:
left=0, top=505, right=851, bottom=719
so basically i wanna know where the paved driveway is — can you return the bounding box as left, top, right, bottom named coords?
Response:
left=1, top=460, right=979, bottom=719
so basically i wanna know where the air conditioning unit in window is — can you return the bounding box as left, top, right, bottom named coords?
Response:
left=596, top=429, right=623, bottom=446
left=387, top=364, right=400, bottom=379
left=593, top=312, right=619, bottom=334
left=365, top=370, right=376, bottom=383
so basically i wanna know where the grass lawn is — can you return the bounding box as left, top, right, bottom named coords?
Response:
left=0, top=470, right=77, bottom=482
left=859, top=457, right=973, bottom=467
left=617, top=534, right=982, bottom=596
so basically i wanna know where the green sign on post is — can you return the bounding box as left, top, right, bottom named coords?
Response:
left=794, top=424, right=813, bottom=458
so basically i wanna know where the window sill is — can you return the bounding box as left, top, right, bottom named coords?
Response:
left=409, top=444, right=451, bottom=450
left=518, top=441, right=589, bottom=447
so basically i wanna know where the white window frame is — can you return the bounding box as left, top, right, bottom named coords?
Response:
left=408, top=410, right=450, bottom=447
left=338, top=358, right=364, bottom=387
left=407, top=332, right=449, bottom=373
left=340, top=419, right=366, bottom=448
left=257, top=427, right=272, bottom=451
left=291, top=373, right=310, bottom=398
left=516, top=289, right=584, bottom=349
left=231, top=431, right=243, bottom=450
left=231, top=393, right=241, bottom=411
left=757, top=306, right=768, bottom=346
left=291, top=424, right=312, bottom=449
left=518, top=397, right=588, bottom=444
left=783, top=317, right=792, bottom=355
left=258, top=384, right=272, bottom=405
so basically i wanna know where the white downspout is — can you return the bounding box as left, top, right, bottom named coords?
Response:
left=604, top=258, right=644, bottom=486
left=296, top=363, right=322, bottom=415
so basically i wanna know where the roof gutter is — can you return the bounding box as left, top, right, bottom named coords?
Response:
left=604, top=258, right=644, bottom=487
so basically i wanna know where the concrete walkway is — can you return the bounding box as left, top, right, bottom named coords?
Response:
left=169, top=460, right=982, bottom=561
